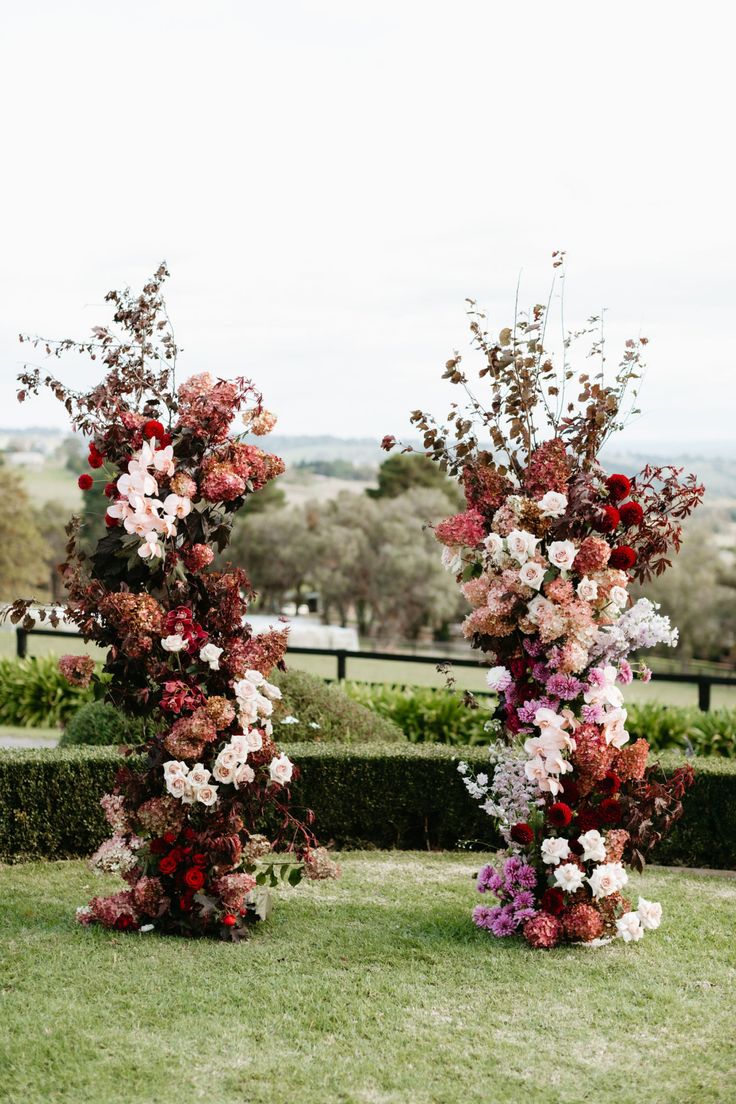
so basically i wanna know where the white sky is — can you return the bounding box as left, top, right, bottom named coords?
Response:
left=1, top=1, right=734, bottom=450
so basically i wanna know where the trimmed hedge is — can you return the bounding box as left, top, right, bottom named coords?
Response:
left=1, top=745, right=734, bottom=868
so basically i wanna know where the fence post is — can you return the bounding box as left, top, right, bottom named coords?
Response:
left=336, top=650, right=347, bottom=681
left=697, top=678, right=711, bottom=712
left=16, top=628, right=27, bottom=659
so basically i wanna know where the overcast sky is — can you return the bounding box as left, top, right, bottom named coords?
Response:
left=1, top=1, right=734, bottom=451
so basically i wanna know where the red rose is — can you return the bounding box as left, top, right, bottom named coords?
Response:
left=619, top=501, right=644, bottom=527
left=103, top=482, right=117, bottom=498
left=179, top=894, right=193, bottom=912
left=609, top=545, right=637, bottom=570
left=606, top=473, right=631, bottom=501
left=599, top=797, right=623, bottom=825
left=158, top=855, right=178, bottom=875
left=597, top=771, right=621, bottom=797
left=222, top=914, right=237, bottom=927
left=184, top=827, right=197, bottom=842
left=149, top=838, right=167, bottom=855
left=105, top=513, right=119, bottom=528
left=163, top=831, right=177, bottom=845
left=192, top=853, right=208, bottom=867
left=510, top=822, right=534, bottom=845
left=540, top=887, right=565, bottom=916
left=78, top=474, right=93, bottom=490
left=593, top=504, right=620, bottom=533
left=143, top=419, right=165, bottom=440
left=184, top=867, right=205, bottom=890
left=547, top=802, right=573, bottom=828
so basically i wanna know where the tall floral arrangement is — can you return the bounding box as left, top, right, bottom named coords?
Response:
left=390, top=260, right=703, bottom=947
left=13, top=265, right=337, bottom=939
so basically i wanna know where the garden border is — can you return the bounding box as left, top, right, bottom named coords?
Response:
left=1, top=744, right=734, bottom=867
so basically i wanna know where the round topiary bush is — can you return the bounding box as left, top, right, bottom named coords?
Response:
left=59, top=701, right=152, bottom=748
left=269, top=669, right=405, bottom=744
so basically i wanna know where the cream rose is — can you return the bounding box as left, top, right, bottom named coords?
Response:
left=161, top=634, right=186, bottom=653
left=196, top=783, right=219, bottom=807
left=547, top=540, right=577, bottom=571
left=507, top=529, right=539, bottom=564
left=576, top=576, right=598, bottom=601
left=188, top=763, right=211, bottom=787
left=199, top=642, right=223, bottom=670
left=537, top=491, right=568, bottom=518
left=519, top=561, right=546, bottom=590
left=588, top=861, right=628, bottom=899
left=637, top=897, right=663, bottom=930
left=234, top=763, right=255, bottom=788
left=541, top=837, right=571, bottom=865
left=578, top=829, right=607, bottom=864
left=554, top=862, right=585, bottom=893
left=616, top=911, right=644, bottom=942
left=269, top=753, right=294, bottom=785
left=610, top=585, right=629, bottom=608
left=484, top=533, right=504, bottom=561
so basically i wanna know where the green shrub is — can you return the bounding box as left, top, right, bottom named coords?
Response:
left=58, top=668, right=405, bottom=748
left=0, top=656, right=95, bottom=728
left=344, top=682, right=496, bottom=744
left=1, top=744, right=733, bottom=868
left=627, top=703, right=736, bottom=757
left=269, top=669, right=405, bottom=744
left=58, top=701, right=152, bottom=748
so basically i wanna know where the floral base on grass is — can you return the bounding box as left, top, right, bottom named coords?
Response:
left=394, top=264, right=702, bottom=948
left=13, top=266, right=338, bottom=940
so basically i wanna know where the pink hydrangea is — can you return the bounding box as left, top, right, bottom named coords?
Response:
left=435, top=510, right=486, bottom=549
left=58, top=654, right=96, bottom=688
left=523, top=911, right=562, bottom=948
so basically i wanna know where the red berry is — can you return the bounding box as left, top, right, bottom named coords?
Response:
left=88, top=452, right=104, bottom=469
left=78, top=474, right=93, bottom=490
left=143, top=419, right=165, bottom=440
left=103, top=482, right=117, bottom=498
left=222, top=914, right=237, bottom=927
left=105, top=513, right=119, bottom=528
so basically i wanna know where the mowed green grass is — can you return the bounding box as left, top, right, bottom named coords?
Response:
left=1, top=853, right=734, bottom=1104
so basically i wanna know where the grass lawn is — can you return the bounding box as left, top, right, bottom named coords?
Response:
left=1, top=853, right=734, bottom=1104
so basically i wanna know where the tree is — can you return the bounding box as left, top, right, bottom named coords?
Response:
left=367, top=453, right=463, bottom=506
left=228, top=507, right=318, bottom=612
left=34, top=500, right=72, bottom=603
left=0, top=469, right=48, bottom=601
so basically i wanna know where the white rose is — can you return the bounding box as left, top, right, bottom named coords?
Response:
left=244, top=728, right=264, bottom=752
left=234, top=763, right=255, bottom=788
left=527, top=594, right=554, bottom=622
left=616, top=911, right=644, bottom=942
left=610, top=586, right=629, bottom=609
left=576, top=576, right=599, bottom=602
left=166, top=774, right=190, bottom=800
left=541, top=837, right=571, bottom=865
left=199, top=643, right=223, bottom=670
left=216, top=747, right=239, bottom=770
left=256, top=694, right=274, bottom=717
left=578, top=829, right=607, bottom=864
left=537, top=491, right=568, bottom=518
left=228, top=735, right=250, bottom=761
left=637, top=897, right=663, bottom=930
left=485, top=665, right=511, bottom=692
left=213, top=761, right=236, bottom=784
left=588, top=861, right=628, bottom=899
left=233, top=678, right=258, bottom=700
left=239, top=702, right=258, bottom=726
left=442, top=546, right=463, bottom=574
left=547, top=540, right=577, bottom=571
left=188, top=763, right=211, bottom=787
left=269, top=753, right=294, bottom=785
left=519, top=561, right=546, bottom=590
left=196, top=783, right=219, bottom=807
left=260, top=680, right=283, bottom=702
left=554, top=862, right=585, bottom=893
left=484, top=533, right=504, bottom=561
left=507, top=529, right=539, bottom=564
left=244, top=669, right=266, bottom=687
left=161, top=634, right=186, bottom=653
left=163, top=760, right=188, bottom=779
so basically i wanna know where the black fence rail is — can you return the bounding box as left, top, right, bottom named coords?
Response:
left=15, top=627, right=736, bottom=712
